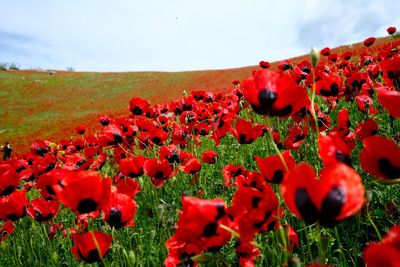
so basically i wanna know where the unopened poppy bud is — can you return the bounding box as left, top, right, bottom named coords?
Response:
left=311, top=46, right=320, bottom=67
left=191, top=253, right=213, bottom=263
left=128, top=250, right=136, bottom=265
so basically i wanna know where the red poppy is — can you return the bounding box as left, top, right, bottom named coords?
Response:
left=148, top=127, right=169, bottom=146
left=320, top=47, right=331, bottom=56
left=387, top=26, right=397, bottom=35
left=379, top=57, right=400, bottom=87
left=62, top=153, right=92, bottom=171
left=90, top=152, right=107, bottom=171
left=283, top=124, right=308, bottom=150
left=328, top=53, right=338, bottom=63
left=159, top=145, right=181, bottom=164
left=75, top=125, right=87, bottom=135
left=143, top=159, right=174, bottom=187
left=278, top=60, right=293, bottom=71
left=222, top=164, right=246, bottom=187
left=128, top=97, right=150, bottom=116
left=0, top=189, right=28, bottom=221
left=360, top=136, right=400, bottom=181
left=99, top=123, right=124, bottom=146
left=115, top=178, right=141, bottom=198
left=71, top=231, right=112, bottom=263
left=315, top=73, right=342, bottom=97
left=364, top=37, right=376, bottom=47
left=98, top=115, right=110, bottom=126
left=228, top=172, right=280, bottom=239
left=102, top=192, right=137, bottom=229
left=0, top=221, right=14, bottom=243
left=229, top=118, right=263, bottom=144
left=165, top=196, right=231, bottom=256
left=171, top=125, right=189, bottom=146
left=119, top=155, right=145, bottom=178
left=180, top=158, right=202, bottom=175
left=353, top=118, right=378, bottom=140
left=255, top=151, right=296, bottom=184
left=27, top=198, right=59, bottom=222
left=331, top=108, right=351, bottom=137
left=234, top=238, right=260, bottom=267
left=54, top=171, right=111, bottom=215
left=259, top=61, right=270, bottom=69
left=36, top=169, right=69, bottom=200
left=355, top=95, right=379, bottom=115
left=242, top=70, right=309, bottom=117
left=318, top=133, right=352, bottom=167
left=201, top=150, right=218, bottom=164
left=281, top=163, right=365, bottom=226
left=211, top=112, right=236, bottom=146
left=364, top=224, right=400, bottom=267
left=377, top=86, right=400, bottom=118
left=0, top=166, right=19, bottom=197
left=30, top=140, right=50, bottom=157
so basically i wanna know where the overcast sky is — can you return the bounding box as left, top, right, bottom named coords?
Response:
left=1, top=0, right=399, bottom=72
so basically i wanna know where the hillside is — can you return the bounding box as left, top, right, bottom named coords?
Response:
left=0, top=36, right=396, bottom=153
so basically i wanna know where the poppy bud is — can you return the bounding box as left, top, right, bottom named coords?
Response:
left=311, top=46, right=320, bottom=68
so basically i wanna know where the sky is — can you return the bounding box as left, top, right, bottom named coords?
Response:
left=1, top=0, right=400, bottom=72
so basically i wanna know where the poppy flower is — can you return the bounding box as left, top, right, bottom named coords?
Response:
left=99, top=123, right=124, bottom=146
left=242, top=70, right=309, bottom=117
left=115, top=178, right=141, bottom=198
left=387, top=26, right=397, bottom=35
left=27, top=198, right=59, bottom=222
left=229, top=118, right=263, bottom=144
left=278, top=60, right=293, bottom=71
left=128, top=97, right=150, bottom=116
left=281, top=163, right=365, bottom=226
left=222, top=164, right=246, bottom=187
left=255, top=151, right=296, bottom=184
left=159, top=145, right=181, bottom=164
left=75, top=125, right=87, bottom=135
left=98, top=115, right=110, bottom=126
left=283, top=124, right=308, bottom=150
left=377, top=86, right=400, bottom=118
left=119, top=155, right=145, bottom=178
left=54, top=171, right=111, bottom=215
left=328, top=53, right=338, bottom=63
left=318, top=133, right=352, bottom=167
left=353, top=118, right=378, bottom=140
left=228, top=172, right=280, bottom=239
left=63, top=154, right=92, bottom=171
left=201, top=150, right=218, bottom=164
left=36, top=169, right=69, bottom=200
left=102, top=192, right=137, bottom=229
left=234, top=239, right=260, bottom=267
left=331, top=108, right=351, bottom=137
left=0, top=189, right=28, bottom=221
left=315, top=73, right=342, bottom=97
left=71, top=231, right=112, bottom=263
left=320, top=47, right=331, bottom=56
left=0, top=221, right=14, bottom=243
left=165, top=196, right=231, bottom=254
left=30, top=140, right=50, bottom=157
left=379, top=57, right=400, bottom=87
left=180, top=158, right=202, bottom=175
left=90, top=152, right=107, bottom=171
left=364, top=37, right=376, bottom=47
left=143, top=159, right=174, bottom=187
left=148, top=127, right=168, bottom=146
left=259, top=61, right=270, bottom=69
left=360, top=136, right=400, bottom=181
left=0, top=166, right=19, bottom=197
left=364, top=224, right=400, bottom=267
left=355, top=95, right=379, bottom=115
left=171, top=125, right=189, bottom=146
left=211, top=112, right=236, bottom=146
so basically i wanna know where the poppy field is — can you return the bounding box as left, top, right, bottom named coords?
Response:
left=1, top=28, right=400, bottom=266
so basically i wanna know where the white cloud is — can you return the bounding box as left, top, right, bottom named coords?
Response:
left=0, top=0, right=399, bottom=71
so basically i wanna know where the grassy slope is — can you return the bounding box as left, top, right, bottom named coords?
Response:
left=0, top=37, right=394, bottom=153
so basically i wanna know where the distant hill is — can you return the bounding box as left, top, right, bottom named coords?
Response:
left=0, top=36, right=397, bottom=153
